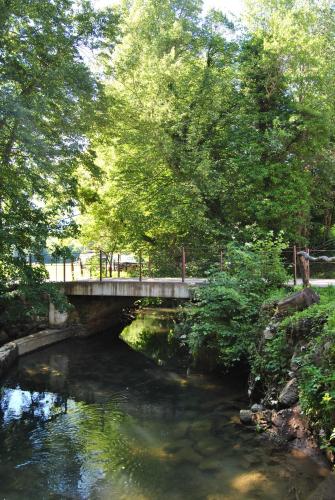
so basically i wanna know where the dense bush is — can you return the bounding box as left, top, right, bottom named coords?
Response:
left=178, top=236, right=288, bottom=368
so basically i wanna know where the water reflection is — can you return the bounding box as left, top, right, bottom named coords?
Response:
left=120, top=307, right=183, bottom=366
left=0, top=309, right=334, bottom=500
left=1, top=388, right=67, bottom=424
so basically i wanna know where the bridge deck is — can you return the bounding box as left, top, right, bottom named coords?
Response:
left=63, top=278, right=207, bottom=299
left=288, top=279, right=335, bottom=287
left=62, top=277, right=335, bottom=300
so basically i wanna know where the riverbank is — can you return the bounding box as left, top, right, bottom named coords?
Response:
left=0, top=327, right=75, bottom=378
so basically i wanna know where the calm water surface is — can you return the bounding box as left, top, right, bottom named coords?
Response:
left=0, top=308, right=333, bottom=499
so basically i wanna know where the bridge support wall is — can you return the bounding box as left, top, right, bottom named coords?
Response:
left=49, top=296, right=133, bottom=337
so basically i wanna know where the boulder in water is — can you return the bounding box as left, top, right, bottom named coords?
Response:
left=240, top=409, right=253, bottom=425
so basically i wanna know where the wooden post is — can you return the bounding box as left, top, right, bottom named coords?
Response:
left=109, top=254, right=113, bottom=278
left=220, top=250, right=224, bottom=272
left=99, top=250, right=102, bottom=282
left=298, top=249, right=310, bottom=287
left=63, top=256, right=66, bottom=283
left=306, top=247, right=310, bottom=284
left=293, top=245, right=297, bottom=286
left=182, top=247, right=186, bottom=282
left=139, top=250, right=142, bottom=282
left=117, top=253, right=120, bottom=278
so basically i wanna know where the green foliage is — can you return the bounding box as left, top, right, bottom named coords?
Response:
left=179, top=237, right=288, bottom=368
left=255, top=329, right=290, bottom=384
left=0, top=263, right=70, bottom=329
left=0, top=0, right=119, bottom=316
left=135, top=297, right=163, bottom=308
left=79, top=0, right=335, bottom=261
left=296, top=290, right=335, bottom=440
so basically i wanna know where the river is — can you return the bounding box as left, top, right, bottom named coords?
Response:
left=0, top=308, right=333, bottom=499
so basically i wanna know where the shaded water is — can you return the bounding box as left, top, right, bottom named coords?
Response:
left=0, top=308, right=333, bottom=499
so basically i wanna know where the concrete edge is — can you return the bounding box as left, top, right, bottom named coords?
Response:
left=0, top=327, right=74, bottom=379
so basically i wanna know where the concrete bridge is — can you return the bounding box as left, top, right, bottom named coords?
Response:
left=49, top=276, right=335, bottom=337
left=49, top=278, right=206, bottom=336
left=63, top=278, right=206, bottom=299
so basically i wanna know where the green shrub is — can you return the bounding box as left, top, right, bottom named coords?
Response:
left=179, top=235, right=288, bottom=369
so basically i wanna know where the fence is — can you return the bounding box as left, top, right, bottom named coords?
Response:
left=39, top=247, right=226, bottom=283
left=29, top=246, right=335, bottom=284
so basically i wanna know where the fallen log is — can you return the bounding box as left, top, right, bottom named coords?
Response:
left=277, top=287, right=319, bottom=315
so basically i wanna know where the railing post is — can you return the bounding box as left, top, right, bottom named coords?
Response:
left=117, top=253, right=120, bottom=278
left=182, top=246, right=186, bottom=282
left=306, top=247, right=310, bottom=283
left=71, top=256, right=74, bottom=281
left=109, top=255, right=112, bottom=278
left=139, top=250, right=142, bottom=282
left=298, top=248, right=310, bottom=287
left=293, top=245, right=297, bottom=286
left=99, top=250, right=102, bottom=282
left=63, top=256, right=66, bottom=283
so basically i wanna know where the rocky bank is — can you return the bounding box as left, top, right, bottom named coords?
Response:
left=240, top=287, right=335, bottom=467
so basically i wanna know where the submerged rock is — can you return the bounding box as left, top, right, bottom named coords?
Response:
left=195, top=437, right=222, bottom=457
left=308, top=474, right=335, bottom=500
left=278, top=378, right=299, bottom=408
left=198, top=458, right=222, bottom=471
left=173, top=446, right=202, bottom=464
left=251, top=403, right=263, bottom=413
left=165, top=438, right=193, bottom=452
left=172, top=420, right=190, bottom=439
left=240, top=409, right=253, bottom=425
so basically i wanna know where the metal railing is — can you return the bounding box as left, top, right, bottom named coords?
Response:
left=34, top=247, right=226, bottom=283
left=27, top=245, right=335, bottom=285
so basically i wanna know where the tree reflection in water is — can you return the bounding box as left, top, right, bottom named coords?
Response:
left=0, top=388, right=68, bottom=424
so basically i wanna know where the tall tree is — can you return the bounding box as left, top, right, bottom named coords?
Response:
left=80, top=0, right=240, bottom=268
left=0, top=0, right=118, bottom=307
left=81, top=0, right=335, bottom=271
left=243, top=0, right=335, bottom=244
